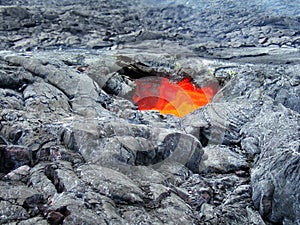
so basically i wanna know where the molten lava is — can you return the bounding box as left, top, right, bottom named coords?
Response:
left=133, top=77, right=216, bottom=117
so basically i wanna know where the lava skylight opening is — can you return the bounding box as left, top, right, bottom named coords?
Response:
left=132, top=77, right=217, bottom=117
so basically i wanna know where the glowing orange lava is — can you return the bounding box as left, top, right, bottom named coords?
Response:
left=133, top=77, right=216, bottom=117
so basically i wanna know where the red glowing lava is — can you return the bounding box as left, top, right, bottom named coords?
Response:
left=133, top=77, right=217, bottom=117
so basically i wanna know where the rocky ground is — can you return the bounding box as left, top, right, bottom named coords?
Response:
left=0, top=0, right=299, bottom=225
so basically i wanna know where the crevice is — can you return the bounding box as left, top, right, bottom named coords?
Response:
left=44, top=164, right=66, bottom=193
left=46, top=80, right=74, bottom=111
left=199, top=128, right=209, bottom=147
left=0, top=135, right=9, bottom=145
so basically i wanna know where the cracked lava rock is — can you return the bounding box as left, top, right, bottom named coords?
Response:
left=0, top=0, right=299, bottom=225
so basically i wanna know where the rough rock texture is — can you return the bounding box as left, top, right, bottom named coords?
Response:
left=0, top=0, right=299, bottom=63
left=0, top=0, right=299, bottom=225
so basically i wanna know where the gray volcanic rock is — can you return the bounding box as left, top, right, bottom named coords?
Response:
left=244, top=103, right=300, bottom=224
left=213, top=63, right=300, bottom=113
left=23, top=82, right=71, bottom=113
left=0, top=88, right=24, bottom=110
left=184, top=59, right=299, bottom=224
left=0, top=0, right=299, bottom=224
left=77, top=164, right=145, bottom=203
left=0, top=0, right=299, bottom=64
left=199, top=145, right=248, bottom=174
left=0, top=200, right=29, bottom=223
left=0, top=59, right=34, bottom=89
left=0, top=48, right=298, bottom=225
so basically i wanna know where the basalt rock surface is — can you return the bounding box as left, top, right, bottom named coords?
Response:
left=0, top=0, right=299, bottom=64
left=0, top=0, right=299, bottom=225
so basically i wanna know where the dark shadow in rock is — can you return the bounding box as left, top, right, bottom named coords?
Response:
left=0, top=145, right=33, bottom=175
left=0, top=59, right=34, bottom=90
left=47, top=206, right=70, bottom=225
left=23, top=193, right=47, bottom=217
left=0, top=136, right=8, bottom=145
left=150, top=132, right=202, bottom=173
left=44, top=164, right=66, bottom=193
